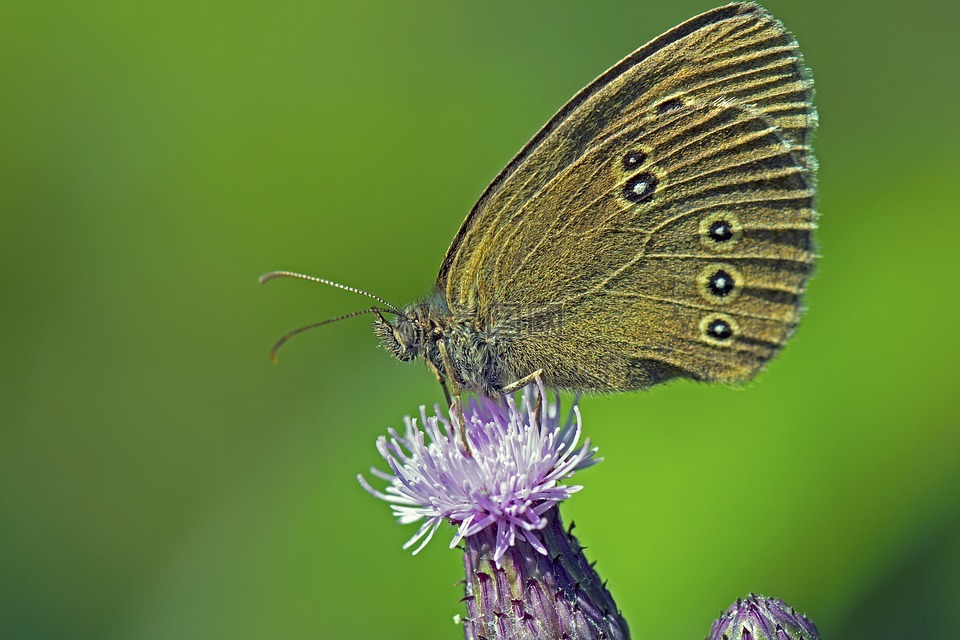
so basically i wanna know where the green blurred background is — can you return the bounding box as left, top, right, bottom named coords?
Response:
left=2, top=0, right=958, bottom=638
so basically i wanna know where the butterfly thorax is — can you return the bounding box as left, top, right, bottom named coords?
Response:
left=373, top=293, right=512, bottom=396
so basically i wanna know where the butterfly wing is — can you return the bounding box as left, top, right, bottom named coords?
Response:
left=438, top=3, right=817, bottom=391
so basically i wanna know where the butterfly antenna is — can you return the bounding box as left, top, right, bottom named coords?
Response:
left=259, top=270, right=403, bottom=314
left=268, top=307, right=397, bottom=363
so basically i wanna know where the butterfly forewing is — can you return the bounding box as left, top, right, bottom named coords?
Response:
left=436, top=3, right=817, bottom=392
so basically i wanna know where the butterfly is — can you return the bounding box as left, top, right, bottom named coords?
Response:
left=263, top=2, right=817, bottom=404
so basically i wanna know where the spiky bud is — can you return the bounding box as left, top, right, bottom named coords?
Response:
left=707, top=594, right=819, bottom=640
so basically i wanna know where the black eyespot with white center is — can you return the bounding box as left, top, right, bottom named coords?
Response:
left=623, top=172, right=658, bottom=204
left=707, top=318, right=733, bottom=341
left=699, top=213, right=741, bottom=251
left=700, top=313, right=738, bottom=345
left=708, top=219, right=734, bottom=243
left=707, top=269, right=736, bottom=297
left=622, top=150, right=646, bottom=170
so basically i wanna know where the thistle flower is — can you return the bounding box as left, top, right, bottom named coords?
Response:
left=360, top=379, right=628, bottom=639
left=359, top=379, right=599, bottom=565
left=707, top=594, right=820, bottom=640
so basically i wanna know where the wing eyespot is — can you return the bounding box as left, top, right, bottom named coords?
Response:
left=699, top=212, right=742, bottom=250
left=707, top=269, right=735, bottom=297
left=697, top=263, right=742, bottom=303
left=700, top=313, right=738, bottom=346
left=622, top=171, right=658, bottom=204
left=621, top=150, right=647, bottom=170
left=708, top=220, right=733, bottom=241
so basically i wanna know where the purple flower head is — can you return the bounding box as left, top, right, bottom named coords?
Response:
left=708, top=594, right=820, bottom=640
left=359, top=378, right=600, bottom=566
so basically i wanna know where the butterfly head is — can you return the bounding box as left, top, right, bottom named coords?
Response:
left=373, top=309, right=424, bottom=362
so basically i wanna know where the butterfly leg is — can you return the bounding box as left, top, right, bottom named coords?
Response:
left=503, top=369, right=546, bottom=428
left=501, top=369, right=544, bottom=394
left=438, top=339, right=471, bottom=456
left=422, top=345, right=454, bottom=408
left=438, top=377, right=453, bottom=408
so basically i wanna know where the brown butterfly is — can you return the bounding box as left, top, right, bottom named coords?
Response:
left=263, top=2, right=817, bottom=404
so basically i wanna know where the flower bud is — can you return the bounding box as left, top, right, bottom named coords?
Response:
left=707, top=594, right=819, bottom=640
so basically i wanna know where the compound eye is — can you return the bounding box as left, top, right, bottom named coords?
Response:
left=396, top=319, right=417, bottom=347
